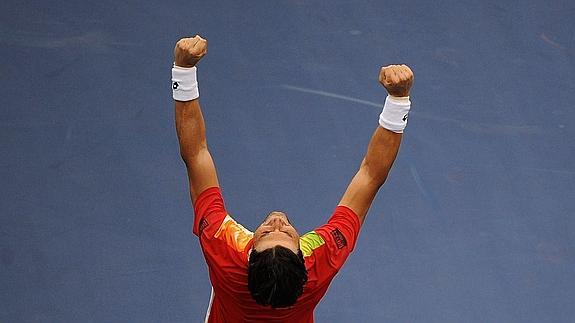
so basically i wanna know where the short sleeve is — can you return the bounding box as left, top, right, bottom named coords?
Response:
left=192, top=187, right=227, bottom=237
left=192, top=187, right=254, bottom=293
left=313, top=205, right=361, bottom=269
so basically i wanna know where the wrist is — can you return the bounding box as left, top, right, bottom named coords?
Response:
left=378, top=95, right=411, bottom=133
left=172, top=65, right=199, bottom=101
left=174, top=61, right=195, bottom=68
left=387, top=95, right=410, bottom=102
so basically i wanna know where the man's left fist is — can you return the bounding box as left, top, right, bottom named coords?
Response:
left=379, top=64, right=414, bottom=97
left=174, top=35, right=208, bottom=68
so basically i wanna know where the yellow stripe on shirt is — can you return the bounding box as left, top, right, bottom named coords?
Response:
left=300, top=231, right=325, bottom=257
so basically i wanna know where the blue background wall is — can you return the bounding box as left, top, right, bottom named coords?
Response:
left=1, top=0, right=574, bottom=322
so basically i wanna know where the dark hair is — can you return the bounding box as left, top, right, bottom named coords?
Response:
left=248, top=246, right=308, bottom=308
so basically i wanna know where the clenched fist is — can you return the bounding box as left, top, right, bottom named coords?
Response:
left=174, top=35, right=207, bottom=68
left=379, top=64, right=414, bottom=97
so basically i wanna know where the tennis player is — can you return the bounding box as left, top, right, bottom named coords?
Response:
left=172, top=35, right=414, bottom=322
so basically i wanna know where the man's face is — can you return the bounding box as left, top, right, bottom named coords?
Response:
left=253, top=211, right=300, bottom=253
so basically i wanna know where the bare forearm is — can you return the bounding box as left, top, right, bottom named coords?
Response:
left=362, top=126, right=402, bottom=186
left=175, top=99, right=207, bottom=163
left=174, top=98, right=219, bottom=202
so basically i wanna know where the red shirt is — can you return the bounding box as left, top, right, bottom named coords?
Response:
left=193, top=187, right=361, bottom=323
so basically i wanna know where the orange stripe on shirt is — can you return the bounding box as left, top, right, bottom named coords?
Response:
left=214, top=215, right=254, bottom=252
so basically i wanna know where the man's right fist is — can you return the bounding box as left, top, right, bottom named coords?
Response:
left=174, top=35, right=207, bottom=68
left=379, top=64, right=414, bottom=97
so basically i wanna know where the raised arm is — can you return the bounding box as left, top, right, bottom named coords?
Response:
left=173, top=35, right=219, bottom=203
left=339, top=65, right=414, bottom=225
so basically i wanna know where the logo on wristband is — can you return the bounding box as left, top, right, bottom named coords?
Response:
left=173, top=82, right=179, bottom=90
left=402, top=114, right=408, bottom=122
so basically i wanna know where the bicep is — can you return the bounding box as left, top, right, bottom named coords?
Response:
left=338, top=165, right=381, bottom=225
left=186, top=148, right=220, bottom=203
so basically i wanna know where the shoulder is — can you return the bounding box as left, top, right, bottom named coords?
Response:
left=213, top=215, right=254, bottom=253
left=315, top=205, right=361, bottom=252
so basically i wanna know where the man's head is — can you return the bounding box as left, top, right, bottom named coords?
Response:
left=253, top=211, right=300, bottom=252
left=248, top=211, right=308, bottom=308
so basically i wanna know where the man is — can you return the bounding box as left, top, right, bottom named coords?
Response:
left=172, top=35, right=413, bottom=322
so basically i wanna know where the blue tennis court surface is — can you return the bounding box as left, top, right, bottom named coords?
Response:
left=1, top=0, right=574, bottom=322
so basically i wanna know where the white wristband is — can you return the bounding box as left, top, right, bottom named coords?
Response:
left=172, top=65, right=199, bottom=101
left=379, top=95, right=411, bottom=133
